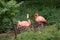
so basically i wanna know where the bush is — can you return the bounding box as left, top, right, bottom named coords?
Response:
left=0, top=0, right=24, bottom=33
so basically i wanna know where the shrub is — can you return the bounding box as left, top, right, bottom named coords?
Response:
left=0, top=0, right=24, bottom=33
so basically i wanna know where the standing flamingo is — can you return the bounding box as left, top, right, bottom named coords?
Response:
left=17, top=14, right=31, bottom=30
left=34, top=13, right=47, bottom=27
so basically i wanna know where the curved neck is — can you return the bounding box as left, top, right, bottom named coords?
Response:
left=27, top=19, right=31, bottom=24
left=26, top=14, right=31, bottom=24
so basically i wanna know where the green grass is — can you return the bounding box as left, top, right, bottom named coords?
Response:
left=11, top=25, right=60, bottom=40
left=0, top=25, right=60, bottom=40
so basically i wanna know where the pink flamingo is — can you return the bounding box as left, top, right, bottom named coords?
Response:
left=34, top=13, right=47, bottom=27
left=17, top=14, right=31, bottom=29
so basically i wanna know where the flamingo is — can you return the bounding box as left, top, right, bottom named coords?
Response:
left=34, top=13, right=47, bottom=27
left=17, top=14, right=31, bottom=29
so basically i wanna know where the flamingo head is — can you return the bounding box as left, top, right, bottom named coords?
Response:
left=34, top=13, right=38, bottom=19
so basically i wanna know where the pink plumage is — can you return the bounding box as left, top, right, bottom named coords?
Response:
left=17, top=14, right=31, bottom=29
left=17, top=21, right=31, bottom=27
left=34, top=13, right=47, bottom=23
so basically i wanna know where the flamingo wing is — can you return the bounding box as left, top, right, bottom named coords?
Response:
left=21, top=21, right=30, bottom=26
left=35, top=16, right=47, bottom=22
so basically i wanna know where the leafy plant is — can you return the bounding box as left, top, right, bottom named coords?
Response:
left=0, top=0, right=24, bottom=33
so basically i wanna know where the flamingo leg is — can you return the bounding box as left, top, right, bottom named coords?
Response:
left=41, top=22, right=44, bottom=27
left=38, top=22, right=44, bottom=31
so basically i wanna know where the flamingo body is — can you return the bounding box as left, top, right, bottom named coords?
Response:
left=17, top=21, right=31, bottom=28
left=17, top=13, right=31, bottom=29
left=35, top=16, right=47, bottom=22
left=34, top=13, right=47, bottom=23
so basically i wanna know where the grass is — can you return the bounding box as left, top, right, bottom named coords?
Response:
left=0, top=24, right=60, bottom=40
left=11, top=25, right=60, bottom=40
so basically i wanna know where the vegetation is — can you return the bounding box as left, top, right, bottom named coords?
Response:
left=0, top=0, right=24, bottom=33
left=14, top=26, right=60, bottom=40
left=0, top=25, right=60, bottom=40
left=0, top=0, right=60, bottom=40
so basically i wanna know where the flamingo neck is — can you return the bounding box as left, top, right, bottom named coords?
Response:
left=34, top=16, right=38, bottom=19
left=26, top=13, right=31, bottom=24
left=27, top=19, right=31, bottom=24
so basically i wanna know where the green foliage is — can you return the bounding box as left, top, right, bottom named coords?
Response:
left=40, top=8, right=60, bottom=24
left=55, top=23, right=60, bottom=30
left=0, top=0, right=24, bottom=33
left=0, top=25, right=59, bottom=40
left=19, top=5, right=60, bottom=25
left=11, top=25, right=60, bottom=40
left=0, top=0, right=23, bottom=18
left=0, top=0, right=60, bottom=33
